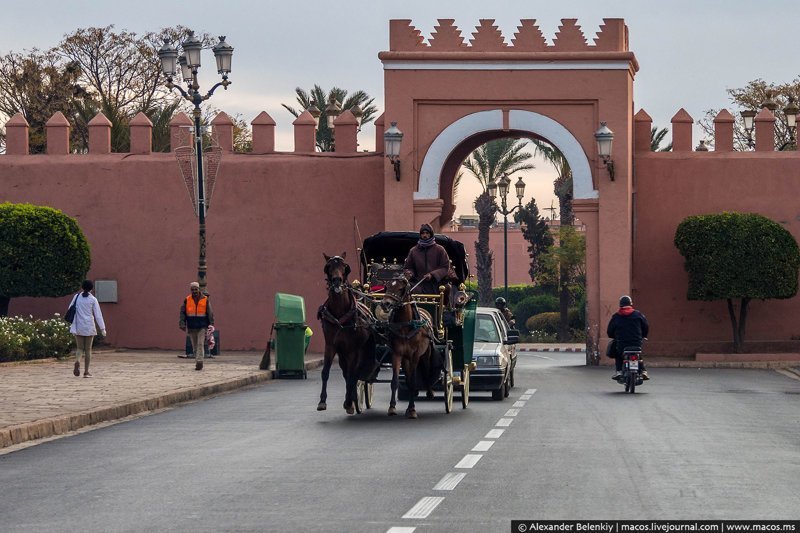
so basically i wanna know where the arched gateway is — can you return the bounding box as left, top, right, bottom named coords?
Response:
left=379, top=18, right=640, bottom=355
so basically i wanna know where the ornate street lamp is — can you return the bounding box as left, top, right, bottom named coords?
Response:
left=158, top=31, right=233, bottom=294
left=384, top=122, right=404, bottom=181
left=594, top=122, right=615, bottom=180
left=741, top=90, right=798, bottom=151
left=488, top=173, right=526, bottom=302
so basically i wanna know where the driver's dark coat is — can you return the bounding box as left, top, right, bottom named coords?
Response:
left=403, top=242, right=450, bottom=294
left=607, top=307, right=649, bottom=355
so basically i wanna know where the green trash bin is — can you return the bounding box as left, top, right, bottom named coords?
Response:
left=274, top=293, right=307, bottom=379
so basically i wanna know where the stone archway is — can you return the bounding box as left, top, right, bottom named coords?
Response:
left=380, top=18, right=638, bottom=361
left=416, top=109, right=597, bottom=202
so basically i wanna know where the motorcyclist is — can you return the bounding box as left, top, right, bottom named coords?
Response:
left=606, top=295, right=649, bottom=380
left=495, top=297, right=516, bottom=328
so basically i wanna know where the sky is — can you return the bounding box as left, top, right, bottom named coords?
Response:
left=2, top=0, right=797, bottom=218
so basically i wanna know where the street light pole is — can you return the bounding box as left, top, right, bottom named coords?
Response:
left=488, top=174, right=526, bottom=303
left=158, top=32, right=233, bottom=294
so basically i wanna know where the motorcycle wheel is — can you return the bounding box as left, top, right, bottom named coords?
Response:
left=627, top=372, right=636, bottom=394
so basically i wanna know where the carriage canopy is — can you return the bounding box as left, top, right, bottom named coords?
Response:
left=360, top=231, right=470, bottom=285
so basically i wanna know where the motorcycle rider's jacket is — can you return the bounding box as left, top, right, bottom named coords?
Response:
left=607, top=306, right=649, bottom=355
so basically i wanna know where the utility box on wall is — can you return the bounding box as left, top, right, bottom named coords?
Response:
left=95, top=280, right=118, bottom=303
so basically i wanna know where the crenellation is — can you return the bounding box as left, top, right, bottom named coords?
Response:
left=428, top=19, right=469, bottom=51
left=551, top=19, right=588, bottom=51
left=511, top=20, right=548, bottom=51
left=469, top=19, right=509, bottom=51
left=88, top=113, right=112, bottom=154
left=388, top=18, right=632, bottom=53
left=389, top=19, right=428, bottom=50
left=594, top=19, right=628, bottom=51
left=5, top=113, right=29, bottom=155
left=713, top=109, right=735, bottom=152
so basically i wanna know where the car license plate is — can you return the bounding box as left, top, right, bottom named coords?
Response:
left=628, top=360, right=639, bottom=370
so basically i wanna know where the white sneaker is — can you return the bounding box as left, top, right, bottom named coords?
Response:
left=612, top=372, right=621, bottom=380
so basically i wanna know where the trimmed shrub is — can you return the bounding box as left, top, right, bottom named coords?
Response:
left=0, top=203, right=91, bottom=315
left=514, top=294, right=559, bottom=334
left=525, top=309, right=583, bottom=340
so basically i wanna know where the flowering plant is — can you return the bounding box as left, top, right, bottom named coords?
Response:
left=0, top=315, right=74, bottom=361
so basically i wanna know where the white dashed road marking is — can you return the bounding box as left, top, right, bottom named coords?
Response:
left=455, top=454, right=483, bottom=468
left=472, top=440, right=495, bottom=452
left=391, top=386, right=537, bottom=531
left=403, top=497, right=445, bottom=519
left=485, top=428, right=505, bottom=439
left=433, top=472, right=467, bottom=491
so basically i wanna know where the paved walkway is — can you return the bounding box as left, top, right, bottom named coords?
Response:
left=0, top=350, right=323, bottom=451
left=2, top=345, right=799, bottom=451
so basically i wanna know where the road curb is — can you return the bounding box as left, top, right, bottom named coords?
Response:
left=0, top=358, right=324, bottom=450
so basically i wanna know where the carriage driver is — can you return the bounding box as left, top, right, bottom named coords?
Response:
left=403, top=224, right=451, bottom=295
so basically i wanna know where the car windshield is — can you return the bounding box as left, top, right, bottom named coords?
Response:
left=475, top=314, right=500, bottom=343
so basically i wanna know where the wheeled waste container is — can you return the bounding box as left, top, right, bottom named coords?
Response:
left=274, top=293, right=307, bottom=378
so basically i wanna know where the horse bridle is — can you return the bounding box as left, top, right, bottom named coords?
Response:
left=324, top=256, right=351, bottom=294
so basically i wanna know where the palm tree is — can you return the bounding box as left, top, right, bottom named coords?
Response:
left=531, top=139, right=574, bottom=340
left=651, top=126, right=672, bottom=151
left=282, top=85, right=377, bottom=152
left=461, top=138, right=534, bottom=305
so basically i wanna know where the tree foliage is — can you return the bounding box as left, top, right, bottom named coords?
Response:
left=461, top=138, right=534, bottom=305
left=651, top=126, right=672, bottom=152
left=0, top=25, right=214, bottom=153
left=674, top=212, right=800, bottom=352
left=514, top=198, right=554, bottom=283
left=698, top=78, right=800, bottom=151
left=0, top=49, right=85, bottom=153
left=0, top=203, right=91, bottom=316
left=282, top=85, right=377, bottom=152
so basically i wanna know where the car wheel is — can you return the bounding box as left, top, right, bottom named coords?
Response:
left=491, top=387, right=504, bottom=401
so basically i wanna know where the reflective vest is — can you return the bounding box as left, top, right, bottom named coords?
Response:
left=185, top=295, right=209, bottom=329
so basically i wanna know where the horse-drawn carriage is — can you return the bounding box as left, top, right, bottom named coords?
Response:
left=359, top=231, right=477, bottom=416
left=318, top=231, right=477, bottom=418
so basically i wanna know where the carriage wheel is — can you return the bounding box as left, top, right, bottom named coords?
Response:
left=460, top=365, right=470, bottom=409
left=443, top=343, right=454, bottom=414
left=363, top=381, right=374, bottom=409
left=356, top=380, right=366, bottom=412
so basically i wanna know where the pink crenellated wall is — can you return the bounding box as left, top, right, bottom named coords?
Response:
left=3, top=151, right=384, bottom=353
left=3, top=17, right=800, bottom=358
left=632, top=109, right=800, bottom=355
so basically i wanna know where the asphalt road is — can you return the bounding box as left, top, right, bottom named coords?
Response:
left=1, top=352, right=799, bottom=532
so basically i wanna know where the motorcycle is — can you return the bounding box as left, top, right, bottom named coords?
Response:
left=616, top=345, right=644, bottom=393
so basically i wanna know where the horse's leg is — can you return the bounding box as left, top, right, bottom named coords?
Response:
left=404, top=358, right=418, bottom=419
left=318, top=346, right=335, bottom=411
left=388, top=354, right=399, bottom=416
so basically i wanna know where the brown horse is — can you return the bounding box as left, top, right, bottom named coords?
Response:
left=317, top=253, right=374, bottom=414
left=379, top=275, right=437, bottom=419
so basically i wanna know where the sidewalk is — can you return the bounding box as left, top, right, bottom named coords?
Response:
left=0, top=350, right=323, bottom=451
left=2, top=347, right=799, bottom=451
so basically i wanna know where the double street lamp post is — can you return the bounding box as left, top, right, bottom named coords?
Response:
left=488, top=173, right=526, bottom=302
left=158, top=31, right=234, bottom=294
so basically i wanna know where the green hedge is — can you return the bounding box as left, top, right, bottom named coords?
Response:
left=525, top=310, right=583, bottom=337
left=0, top=315, right=74, bottom=361
left=513, top=295, right=559, bottom=334
left=0, top=202, right=90, bottom=300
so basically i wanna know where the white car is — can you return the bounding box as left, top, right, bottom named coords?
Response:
left=471, top=307, right=519, bottom=400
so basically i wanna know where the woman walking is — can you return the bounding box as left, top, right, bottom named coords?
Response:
left=68, top=280, right=107, bottom=378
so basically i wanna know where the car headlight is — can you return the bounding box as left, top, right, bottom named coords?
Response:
left=476, top=355, right=500, bottom=367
